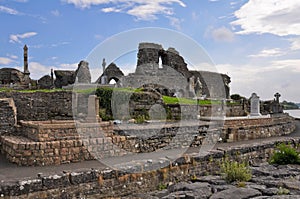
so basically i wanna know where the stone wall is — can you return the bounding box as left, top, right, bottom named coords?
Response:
left=0, top=121, right=115, bottom=166
left=1, top=137, right=299, bottom=198
left=223, top=114, right=295, bottom=142
left=0, top=98, right=16, bottom=135
left=112, top=123, right=210, bottom=153
left=0, top=91, right=91, bottom=121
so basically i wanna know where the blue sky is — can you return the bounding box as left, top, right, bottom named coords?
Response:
left=0, top=0, right=300, bottom=102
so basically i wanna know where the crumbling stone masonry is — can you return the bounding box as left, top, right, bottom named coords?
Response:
left=1, top=137, right=300, bottom=198
left=1, top=121, right=115, bottom=166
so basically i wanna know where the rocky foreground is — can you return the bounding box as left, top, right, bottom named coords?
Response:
left=124, top=163, right=300, bottom=199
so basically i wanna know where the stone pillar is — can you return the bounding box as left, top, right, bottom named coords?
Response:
left=23, top=45, right=30, bottom=85
left=250, top=93, right=261, bottom=116
left=86, top=95, right=101, bottom=122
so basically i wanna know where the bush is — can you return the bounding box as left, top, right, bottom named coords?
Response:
left=220, top=158, right=252, bottom=183
left=134, top=115, right=147, bottom=124
left=269, top=143, right=300, bottom=165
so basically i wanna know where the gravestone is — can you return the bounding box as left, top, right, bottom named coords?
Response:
left=195, top=77, right=203, bottom=97
left=86, top=95, right=101, bottom=122
left=250, top=93, right=261, bottom=116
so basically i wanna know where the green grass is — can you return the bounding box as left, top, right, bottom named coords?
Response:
left=162, top=96, right=220, bottom=105
left=0, top=88, right=66, bottom=93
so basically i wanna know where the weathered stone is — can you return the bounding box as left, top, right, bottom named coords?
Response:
left=210, top=187, right=262, bottom=199
left=54, top=70, right=75, bottom=88
left=38, top=75, right=53, bottom=89
left=96, top=62, right=124, bottom=84
left=75, top=60, right=91, bottom=84
left=0, top=98, right=17, bottom=135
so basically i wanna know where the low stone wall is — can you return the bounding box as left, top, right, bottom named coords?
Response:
left=222, top=114, right=295, bottom=142
left=1, top=137, right=299, bottom=198
left=0, top=121, right=116, bottom=166
left=1, top=114, right=295, bottom=166
left=112, top=123, right=213, bottom=153
left=165, top=104, right=246, bottom=120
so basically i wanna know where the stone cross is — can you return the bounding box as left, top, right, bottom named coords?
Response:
left=250, top=93, right=261, bottom=116
left=274, top=92, right=281, bottom=103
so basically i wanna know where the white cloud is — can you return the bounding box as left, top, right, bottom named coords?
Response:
left=6, top=54, right=18, bottom=60
left=0, top=5, right=19, bottom=15
left=231, top=0, right=300, bottom=36
left=9, top=32, right=38, bottom=43
left=211, top=26, right=235, bottom=42
left=249, top=48, right=286, bottom=58
left=13, top=0, right=28, bottom=2
left=28, top=62, right=53, bottom=79
left=270, top=59, right=300, bottom=73
left=216, top=59, right=300, bottom=101
left=59, top=63, right=78, bottom=70
left=26, top=62, right=79, bottom=80
left=288, top=37, right=300, bottom=51
left=63, top=0, right=186, bottom=21
left=166, top=16, right=182, bottom=30
left=0, top=57, right=15, bottom=65
left=102, top=7, right=121, bottom=13
left=94, top=34, right=103, bottom=40
left=232, top=0, right=300, bottom=36
left=51, top=10, right=61, bottom=17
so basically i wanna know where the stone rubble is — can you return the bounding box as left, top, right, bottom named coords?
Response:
left=126, top=163, right=300, bottom=199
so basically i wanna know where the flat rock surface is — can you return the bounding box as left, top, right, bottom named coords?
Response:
left=126, top=163, right=300, bottom=199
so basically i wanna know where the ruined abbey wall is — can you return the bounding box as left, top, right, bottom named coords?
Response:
left=1, top=137, right=299, bottom=198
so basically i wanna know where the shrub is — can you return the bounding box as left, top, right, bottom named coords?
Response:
left=269, top=143, right=300, bottom=165
left=277, top=187, right=290, bottom=195
left=134, top=115, right=147, bottom=124
left=158, top=183, right=167, bottom=191
left=220, top=158, right=252, bottom=183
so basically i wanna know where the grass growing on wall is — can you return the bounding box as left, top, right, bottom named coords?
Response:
left=0, top=88, right=66, bottom=93
left=162, top=96, right=218, bottom=105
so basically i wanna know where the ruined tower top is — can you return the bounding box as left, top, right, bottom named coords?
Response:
left=23, top=44, right=30, bottom=75
left=138, top=42, right=163, bottom=50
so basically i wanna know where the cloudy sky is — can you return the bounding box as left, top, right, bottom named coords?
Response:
left=0, top=0, right=300, bottom=102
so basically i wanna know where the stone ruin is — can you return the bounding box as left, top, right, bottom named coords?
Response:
left=96, top=62, right=124, bottom=85
left=0, top=45, right=32, bottom=89
left=98, top=42, right=231, bottom=99
left=0, top=45, right=93, bottom=90
left=0, top=43, right=230, bottom=99
left=54, top=60, right=91, bottom=88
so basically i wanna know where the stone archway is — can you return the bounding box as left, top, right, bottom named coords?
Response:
left=96, top=63, right=124, bottom=84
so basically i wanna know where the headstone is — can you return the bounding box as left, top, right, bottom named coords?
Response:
left=86, top=95, right=101, bottom=122
left=189, top=76, right=196, bottom=97
left=250, top=93, right=261, bottom=116
left=195, top=77, right=203, bottom=97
